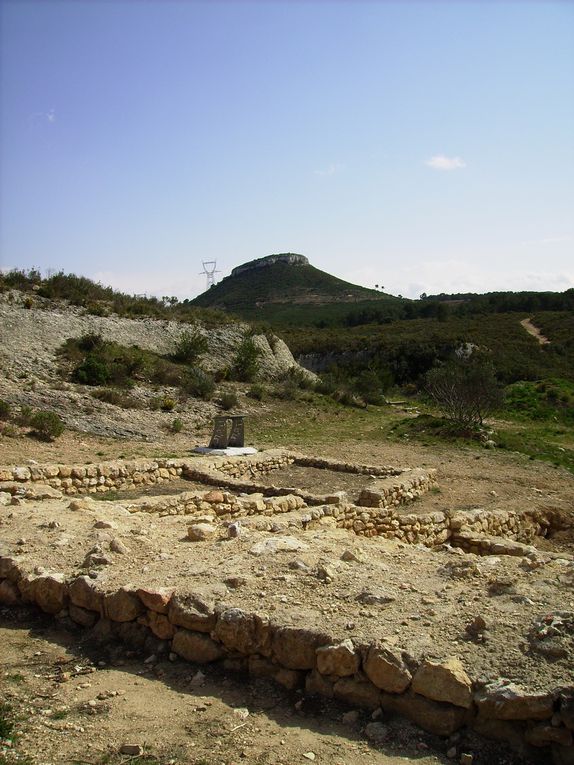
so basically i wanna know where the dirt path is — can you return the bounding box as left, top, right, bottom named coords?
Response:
left=520, top=318, right=550, bottom=345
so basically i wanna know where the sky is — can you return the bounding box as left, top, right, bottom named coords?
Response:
left=1, top=0, right=573, bottom=301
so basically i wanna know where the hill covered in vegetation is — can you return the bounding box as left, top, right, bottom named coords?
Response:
left=190, top=253, right=396, bottom=314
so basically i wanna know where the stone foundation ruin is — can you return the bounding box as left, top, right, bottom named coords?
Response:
left=1, top=449, right=573, bottom=763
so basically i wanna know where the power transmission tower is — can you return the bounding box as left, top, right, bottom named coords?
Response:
left=199, top=261, right=220, bottom=290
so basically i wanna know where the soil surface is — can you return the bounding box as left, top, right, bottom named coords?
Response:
left=0, top=611, right=528, bottom=765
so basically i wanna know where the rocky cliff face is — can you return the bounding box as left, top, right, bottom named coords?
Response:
left=231, top=253, right=308, bottom=277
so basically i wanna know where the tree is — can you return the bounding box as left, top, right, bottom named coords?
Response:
left=231, top=337, right=262, bottom=382
left=425, top=358, right=502, bottom=428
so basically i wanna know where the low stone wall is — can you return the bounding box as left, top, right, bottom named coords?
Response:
left=291, top=454, right=404, bottom=478
left=211, top=450, right=295, bottom=479
left=1, top=556, right=572, bottom=762
left=0, top=458, right=187, bottom=496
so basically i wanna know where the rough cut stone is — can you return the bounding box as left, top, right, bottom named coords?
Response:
left=33, top=574, right=68, bottom=614
left=412, top=657, right=472, bottom=709
left=363, top=643, right=412, bottom=693
left=138, top=610, right=175, bottom=640
left=381, top=690, right=468, bottom=736
left=0, top=555, right=21, bottom=581
left=172, top=628, right=225, bottom=663
left=204, top=490, right=224, bottom=504
left=272, top=627, right=331, bottom=670
left=525, top=724, right=572, bottom=747
left=0, top=578, right=22, bottom=605
left=274, top=667, right=304, bottom=690
left=103, top=587, right=145, bottom=622
left=69, top=576, right=104, bottom=612
left=168, top=593, right=216, bottom=633
left=475, top=682, right=554, bottom=720
left=316, top=639, right=360, bottom=677
left=333, top=677, right=381, bottom=710
left=213, top=608, right=271, bottom=656
left=187, top=523, right=218, bottom=541
left=136, top=587, right=174, bottom=614
left=69, top=603, right=98, bottom=628
left=305, top=669, right=334, bottom=698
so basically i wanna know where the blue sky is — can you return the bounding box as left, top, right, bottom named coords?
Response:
left=1, top=0, right=573, bottom=300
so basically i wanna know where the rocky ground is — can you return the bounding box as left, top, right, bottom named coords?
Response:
left=1, top=291, right=573, bottom=765
left=5, top=608, right=501, bottom=765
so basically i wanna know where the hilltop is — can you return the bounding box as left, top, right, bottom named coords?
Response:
left=191, top=253, right=395, bottom=316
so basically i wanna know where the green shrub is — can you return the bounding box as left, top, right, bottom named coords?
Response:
left=1, top=423, right=17, bottom=438
left=172, top=329, right=208, bottom=364
left=183, top=367, right=215, bottom=400
left=231, top=337, right=262, bottom=382
left=161, top=397, right=176, bottom=412
left=29, top=410, right=65, bottom=441
left=272, top=377, right=300, bottom=400
left=74, top=355, right=111, bottom=386
left=220, top=391, right=239, bottom=411
left=151, top=359, right=184, bottom=387
left=0, top=399, right=11, bottom=420
left=16, top=405, right=33, bottom=426
left=77, top=332, right=105, bottom=353
left=91, top=388, right=140, bottom=409
left=171, top=418, right=184, bottom=433
left=247, top=384, right=266, bottom=401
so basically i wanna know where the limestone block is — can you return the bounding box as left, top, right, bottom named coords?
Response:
left=168, top=593, right=216, bottom=633
left=69, top=576, right=104, bottom=612
left=0, top=579, right=22, bottom=605
left=69, top=603, right=98, bottom=628
left=187, top=523, right=218, bottom=541
left=213, top=608, right=271, bottom=656
left=412, top=657, right=473, bottom=709
left=525, top=724, right=572, bottom=747
left=103, top=587, right=145, bottom=622
left=316, top=640, right=360, bottom=677
left=172, top=628, right=225, bottom=663
left=333, top=676, right=381, bottom=710
left=13, top=467, right=31, bottom=482
left=363, top=643, right=412, bottom=693
left=305, top=669, right=335, bottom=698
left=381, top=690, right=468, bottom=736
left=33, top=574, right=68, bottom=614
left=138, top=610, right=175, bottom=640
left=475, top=682, right=554, bottom=720
left=272, top=626, right=331, bottom=670
left=136, top=587, right=174, bottom=614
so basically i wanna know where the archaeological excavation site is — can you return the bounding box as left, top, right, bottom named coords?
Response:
left=1, top=447, right=573, bottom=764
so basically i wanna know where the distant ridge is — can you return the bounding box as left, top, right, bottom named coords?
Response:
left=191, top=253, right=393, bottom=313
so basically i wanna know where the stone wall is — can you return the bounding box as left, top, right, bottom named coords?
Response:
left=1, top=555, right=572, bottom=762
left=0, top=458, right=187, bottom=496
left=1, top=452, right=570, bottom=552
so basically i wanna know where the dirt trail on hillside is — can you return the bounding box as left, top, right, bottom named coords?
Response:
left=520, top=318, right=550, bottom=345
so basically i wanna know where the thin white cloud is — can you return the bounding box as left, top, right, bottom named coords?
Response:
left=314, top=163, right=344, bottom=177
left=425, top=155, right=466, bottom=171
left=519, top=235, right=572, bottom=246
left=29, top=108, right=56, bottom=126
